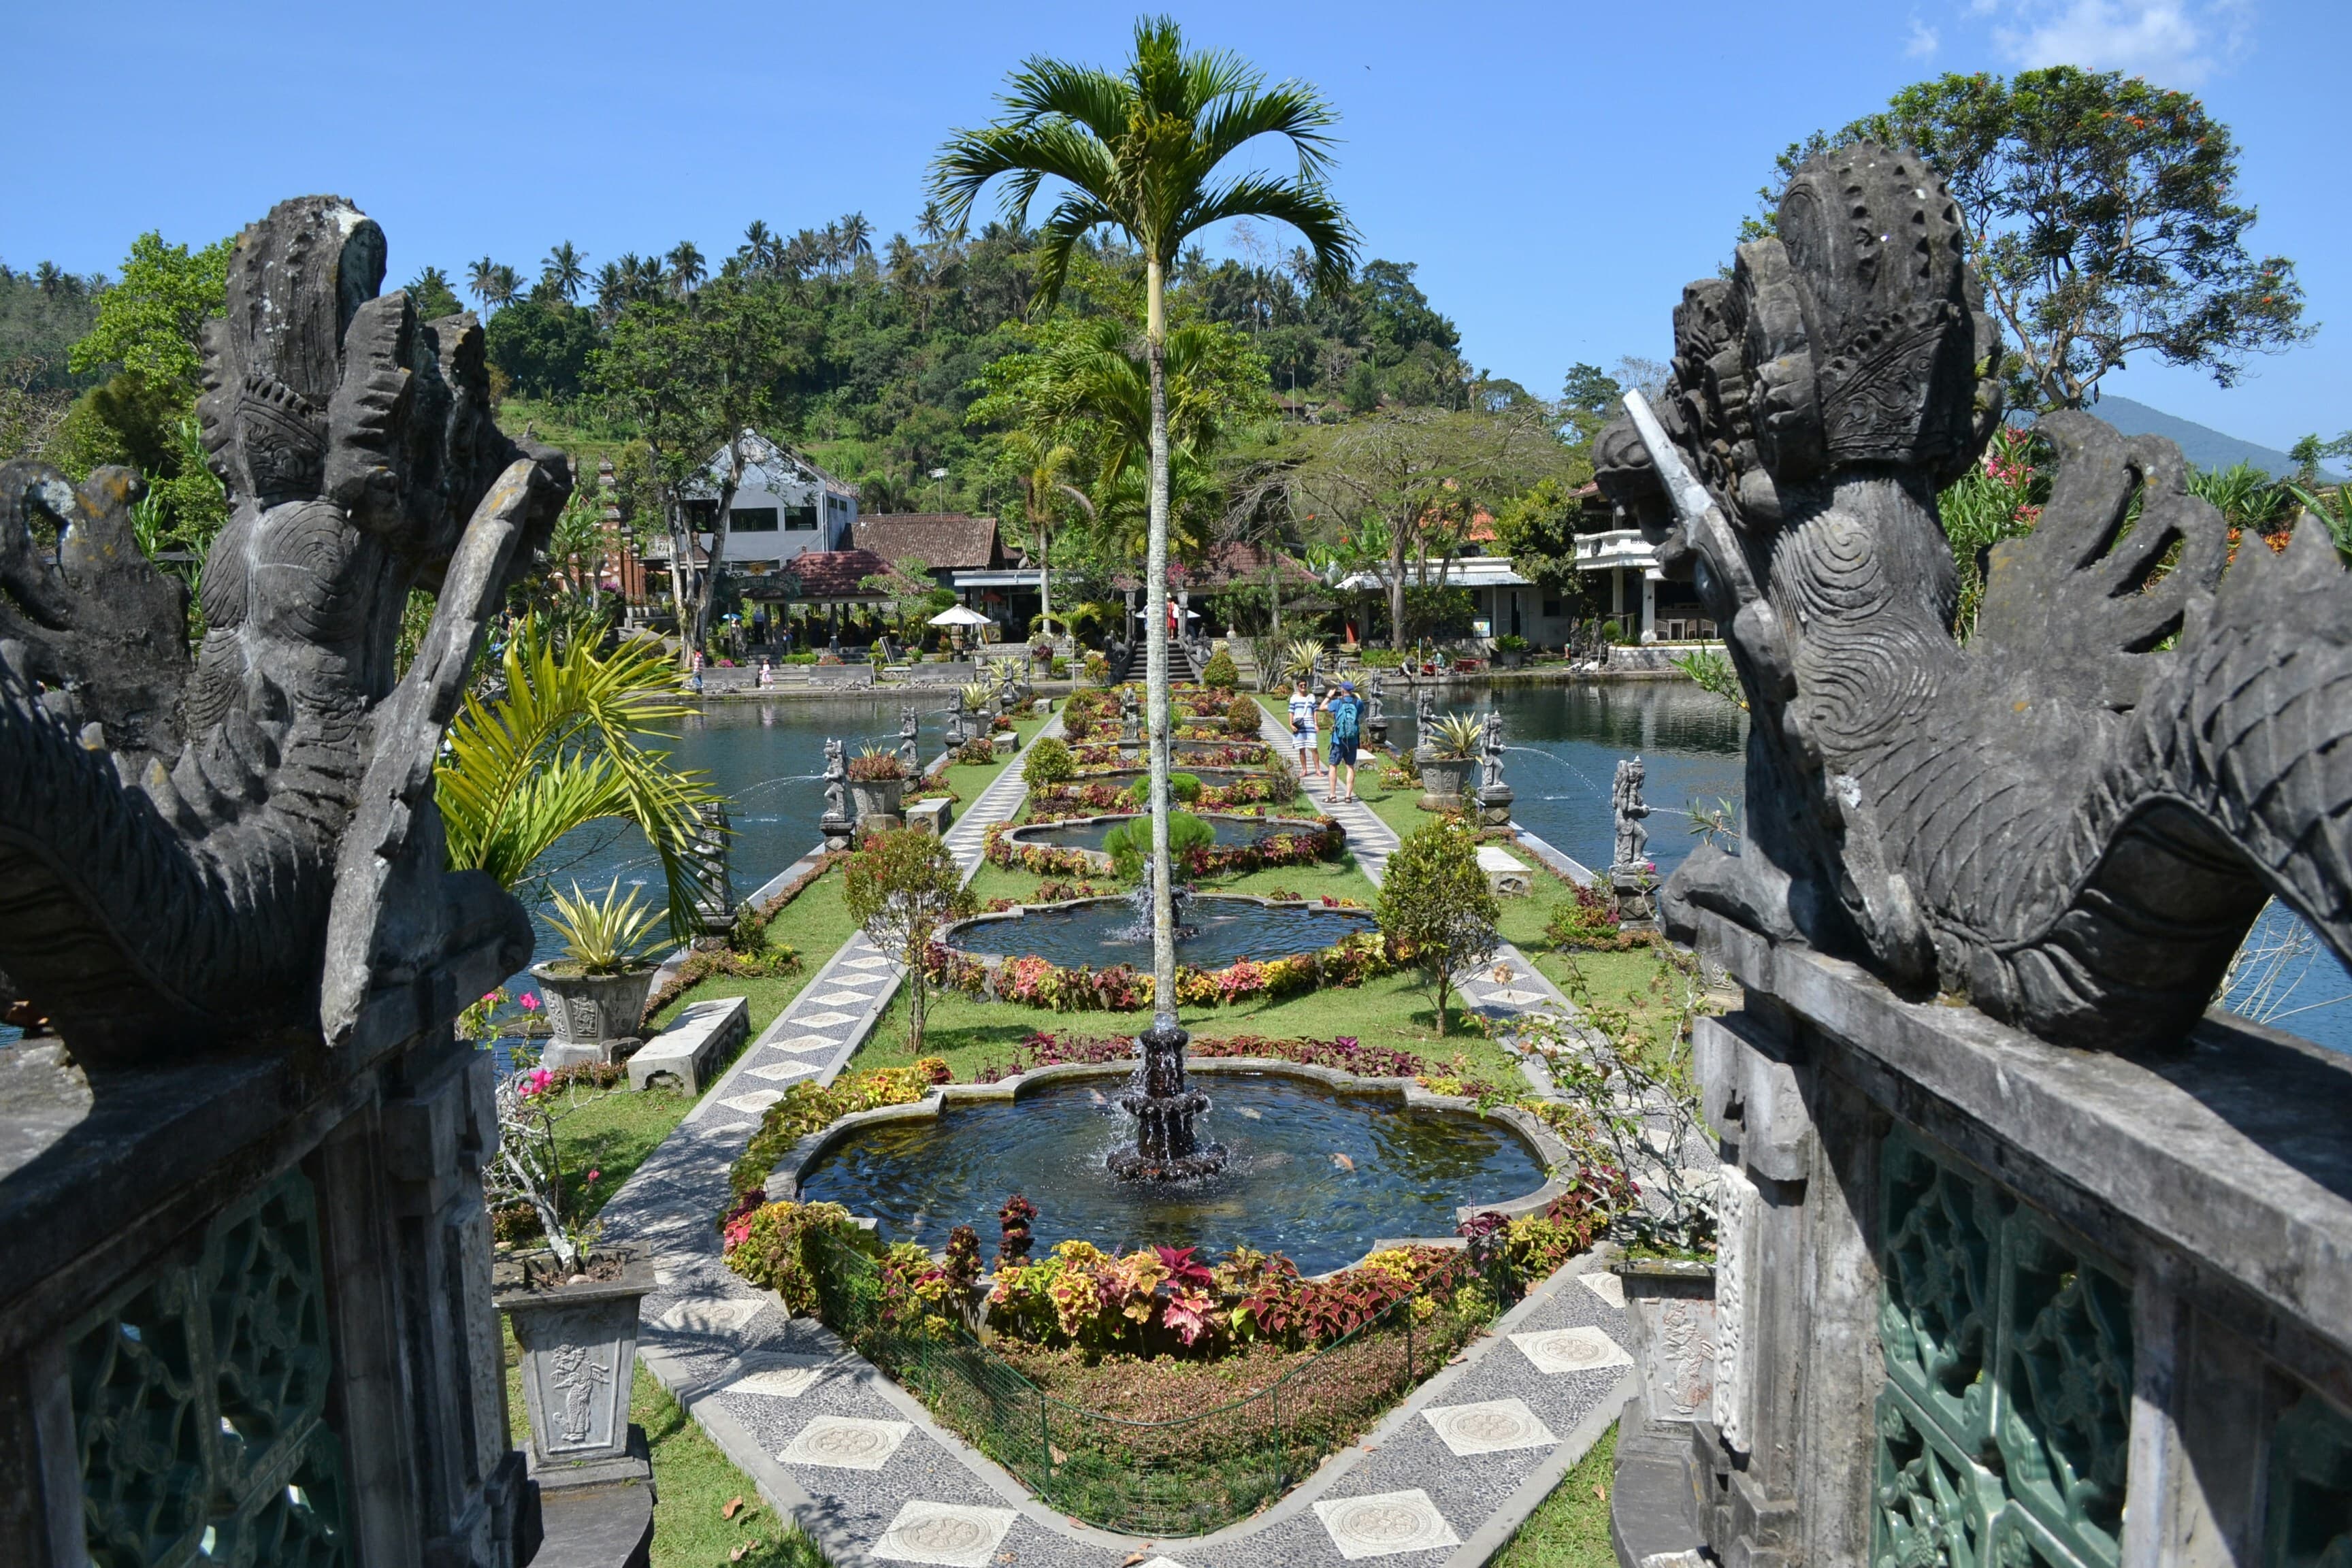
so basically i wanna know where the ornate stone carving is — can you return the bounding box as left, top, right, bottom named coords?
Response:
left=820, top=738, right=853, bottom=851
left=898, top=704, right=920, bottom=771
left=1597, top=142, right=2352, bottom=1052
left=0, top=196, right=569, bottom=1060
left=1611, top=757, right=1653, bottom=872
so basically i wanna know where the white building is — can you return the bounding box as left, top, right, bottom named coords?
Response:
left=681, top=431, right=860, bottom=583
left=1332, top=529, right=1716, bottom=647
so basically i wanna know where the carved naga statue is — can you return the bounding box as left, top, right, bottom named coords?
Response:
left=1598, top=144, right=2352, bottom=1054
left=0, top=197, right=570, bottom=1061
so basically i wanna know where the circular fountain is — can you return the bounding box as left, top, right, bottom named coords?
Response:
left=941, top=894, right=1375, bottom=969
left=1106, top=1014, right=1226, bottom=1181
left=1001, top=813, right=1330, bottom=870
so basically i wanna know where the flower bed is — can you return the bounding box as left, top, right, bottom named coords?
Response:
left=723, top=1058, right=952, bottom=1205
left=924, top=926, right=1393, bottom=1013
left=982, top=880, right=1115, bottom=911
left=979, top=1028, right=1433, bottom=1082
left=983, top=817, right=1340, bottom=874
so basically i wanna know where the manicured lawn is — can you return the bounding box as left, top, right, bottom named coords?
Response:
left=1492, top=1422, right=1620, bottom=1567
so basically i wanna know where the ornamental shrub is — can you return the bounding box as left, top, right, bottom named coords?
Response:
left=1378, top=814, right=1501, bottom=1034
left=1102, top=811, right=1215, bottom=879
left=723, top=1199, right=869, bottom=1312
left=1546, top=880, right=1644, bottom=950
left=1225, top=696, right=1260, bottom=738
left=725, top=1058, right=953, bottom=1202
left=1200, top=647, right=1240, bottom=689
left=1024, top=735, right=1075, bottom=786
left=845, top=830, right=974, bottom=1054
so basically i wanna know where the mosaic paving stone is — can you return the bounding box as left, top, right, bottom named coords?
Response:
left=1511, top=1325, right=1633, bottom=1375
left=659, top=1296, right=767, bottom=1333
left=779, top=1414, right=912, bottom=1471
left=1579, top=1270, right=1627, bottom=1309
left=792, top=1011, right=858, bottom=1027
left=1479, top=988, right=1550, bottom=1007
left=772, top=1033, right=843, bottom=1053
left=841, top=956, right=891, bottom=970
left=1313, top=1489, right=1460, bottom=1560
left=809, top=991, right=877, bottom=1007
left=725, top=1363, right=823, bottom=1399
left=871, top=1499, right=1017, bottom=1566
left=746, top=1060, right=820, bottom=1083
left=1422, top=1396, right=1558, bottom=1457
left=721, top=1090, right=784, bottom=1114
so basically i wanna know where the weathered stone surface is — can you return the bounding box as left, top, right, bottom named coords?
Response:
left=0, top=196, right=570, bottom=1061
left=1599, top=140, right=2352, bottom=1056
left=906, top=796, right=953, bottom=836
left=1476, top=845, right=1531, bottom=896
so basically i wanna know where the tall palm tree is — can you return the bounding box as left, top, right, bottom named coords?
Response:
left=468, top=256, right=500, bottom=311
left=486, top=264, right=523, bottom=311
left=838, top=212, right=875, bottom=264
left=667, top=241, right=706, bottom=295
left=931, top=16, right=1354, bottom=1015
left=542, top=240, right=588, bottom=302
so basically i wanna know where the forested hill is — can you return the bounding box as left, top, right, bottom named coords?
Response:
left=471, top=216, right=1516, bottom=516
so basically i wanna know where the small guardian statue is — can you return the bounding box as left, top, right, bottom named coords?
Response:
left=820, top=738, right=853, bottom=850
left=1477, top=710, right=1514, bottom=826
left=1367, top=672, right=1388, bottom=748
left=1610, top=755, right=1657, bottom=926
left=1414, top=687, right=1437, bottom=757
left=898, top=706, right=920, bottom=772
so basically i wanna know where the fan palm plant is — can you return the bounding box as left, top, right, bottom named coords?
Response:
left=932, top=15, right=1355, bottom=1015
left=437, top=617, right=721, bottom=943
left=1424, top=713, right=1488, bottom=761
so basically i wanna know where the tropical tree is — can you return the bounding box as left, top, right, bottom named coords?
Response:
left=1755, top=68, right=2310, bottom=411
left=468, top=257, right=500, bottom=311
left=540, top=241, right=588, bottom=302
left=1377, top=814, right=1500, bottom=1034
left=405, top=265, right=463, bottom=320
left=931, top=16, right=1355, bottom=1015
left=67, top=231, right=232, bottom=395
left=436, top=618, right=723, bottom=943
left=843, top=828, right=975, bottom=1054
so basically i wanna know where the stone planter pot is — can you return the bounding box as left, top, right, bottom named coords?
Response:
left=849, top=775, right=904, bottom=830
left=495, top=1247, right=656, bottom=1485
left=529, top=962, right=657, bottom=1068
left=1417, top=753, right=1473, bottom=813
left=1611, top=1257, right=1718, bottom=1423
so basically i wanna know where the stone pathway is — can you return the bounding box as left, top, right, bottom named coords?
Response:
left=600, top=707, right=1632, bottom=1567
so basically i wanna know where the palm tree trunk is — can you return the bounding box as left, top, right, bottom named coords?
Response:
left=1389, top=521, right=1408, bottom=651
left=1144, top=258, right=1177, bottom=1019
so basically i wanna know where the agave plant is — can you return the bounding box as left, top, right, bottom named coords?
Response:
left=958, top=681, right=996, bottom=715
left=1280, top=638, right=1326, bottom=683
left=546, top=878, right=664, bottom=974
left=1424, top=713, right=1488, bottom=761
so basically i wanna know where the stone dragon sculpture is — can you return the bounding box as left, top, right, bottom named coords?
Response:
left=1597, top=144, right=2351, bottom=1054
left=0, top=196, right=570, bottom=1062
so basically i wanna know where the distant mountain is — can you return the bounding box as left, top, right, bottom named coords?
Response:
left=2089, top=395, right=2334, bottom=482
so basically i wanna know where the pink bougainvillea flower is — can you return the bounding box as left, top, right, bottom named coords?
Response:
left=519, top=992, right=541, bottom=1011
left=518, top=1067, right=553, bottom=1098
left=587, top=1169, right=600, bottom=1183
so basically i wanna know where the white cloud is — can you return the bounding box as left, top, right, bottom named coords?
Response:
left=1983, top=0, right=2252, bottom=86
left=1906, top=16, right=1942, bottom=57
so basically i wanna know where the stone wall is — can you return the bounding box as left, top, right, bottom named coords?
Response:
left=1616, top=906, right=2352, bottom=1567
left=0, top=1024, right=532, bottom=1568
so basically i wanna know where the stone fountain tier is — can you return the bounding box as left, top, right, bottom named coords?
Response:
left=1106, top=1015, right=1228, bottom=1182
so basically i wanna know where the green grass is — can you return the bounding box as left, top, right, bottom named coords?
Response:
left=546, top=1083, right=700, bottom=1224
left=1492, top=1422, right=1620, bottom=1567
left=502, top=1330, right=832, bottom=1568
left=649, top=871, right=855, bottom=1037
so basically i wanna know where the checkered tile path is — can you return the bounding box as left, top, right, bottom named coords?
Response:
left=595, top=706, right=1633, bottom=1567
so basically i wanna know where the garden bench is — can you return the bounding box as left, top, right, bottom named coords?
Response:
left=1476, top=845, right=1533, bottom=896
left=627, top=996, right=748, bottom=1094
left=906, top=798, right=953, bottom=836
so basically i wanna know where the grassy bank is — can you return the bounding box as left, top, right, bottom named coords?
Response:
left=1493, top=1422, right=1620, bottom=1567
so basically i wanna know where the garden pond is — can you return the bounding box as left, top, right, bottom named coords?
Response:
left=793, top=1074, right=1549, bottom=1275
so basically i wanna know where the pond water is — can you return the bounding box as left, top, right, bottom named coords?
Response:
left=945, top=897, right=1378, bottom=970
left=1383, top=680, right=1746, bottom=881
left=1007, top=815, right=1319, bottom=853
left=793, top=1075, right=1549, bottom=1275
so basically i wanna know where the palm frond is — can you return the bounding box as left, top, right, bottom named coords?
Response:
left=1181, top=176, right=1356, bottom=288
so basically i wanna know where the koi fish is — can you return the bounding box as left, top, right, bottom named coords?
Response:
left=1236, top=1106, right=1262, bottom=1120
left=1332, top=1152, right=1356, bottom=1171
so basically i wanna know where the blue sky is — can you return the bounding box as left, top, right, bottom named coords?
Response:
left=7, top=0, right=2344, bottom=449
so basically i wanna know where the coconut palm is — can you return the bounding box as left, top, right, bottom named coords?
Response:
left=437, top=618, right=722, bottom=943
left=541, top=240, right=588, bottom=302
left=930, top=16, right=1354, bottom=1014
left=666, top=241, right=706, bottom=295
left=467, top=256, right=500, bottom=310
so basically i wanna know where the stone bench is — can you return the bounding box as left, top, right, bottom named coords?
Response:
left=627, top=996, right=748, bottom=1093
left=906, top=798, right=953, bottom=836
left=1476, top=845, right=1533, bottom=896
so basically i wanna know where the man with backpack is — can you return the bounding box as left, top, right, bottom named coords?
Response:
left=1322, top=679, right=1365, bottom=804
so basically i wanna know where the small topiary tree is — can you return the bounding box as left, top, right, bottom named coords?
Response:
left=1023, top=734, right=1075, bottom=786
left=843, top=828, right=976, bottom=1053
left=1226, top=695, right=1260, bottom=738
left=1377, top=814, right=1501, bottom=1034
left=1200, top=647, right=1239, bottom=690
left=1104, top=811, right=1215, bottom=879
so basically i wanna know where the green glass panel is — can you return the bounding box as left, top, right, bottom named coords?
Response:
left=1880, top=1127, right=2001, bottom=1453
left=1875, top=1385, right=2002, bottom=1568
left=2265, top=1393, right=2352, bottom=1568
left=1995, top=1211, right=2132, bottom=1568
left=67, top=1166, right=346, bottom=1568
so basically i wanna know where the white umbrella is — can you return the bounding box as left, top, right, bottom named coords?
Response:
left=928, top=605, right=994, bottom=627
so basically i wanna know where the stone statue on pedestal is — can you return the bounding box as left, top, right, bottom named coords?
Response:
left=898, top=706, right=920, bottom=772
left=1414, top=686, right=1437, bottom=755
left=1477, top=711, right=1514, bottom=827
left=1610, top=755, right=1657, bottom=926
left=1367, top=673, right=1388, bottom=748
left=820, top=738, right=853, bottom=850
